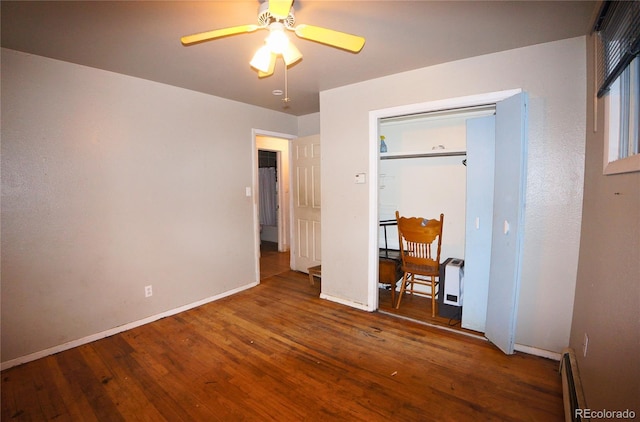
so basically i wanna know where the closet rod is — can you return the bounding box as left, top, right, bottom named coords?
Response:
left=380, top=151, right=467, bottom=160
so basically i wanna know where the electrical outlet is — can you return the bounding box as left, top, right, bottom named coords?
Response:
left=583, top=333, right=589, bottom=357
left=145, top=285, right=153, bottom=298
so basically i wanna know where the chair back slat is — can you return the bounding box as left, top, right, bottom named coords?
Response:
left=395, top=212, right=444, bottom=269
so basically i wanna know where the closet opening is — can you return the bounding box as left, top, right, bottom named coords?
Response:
left=376, top=105, right=494, bottom=335
left=368, top=89, right=528, bottom=354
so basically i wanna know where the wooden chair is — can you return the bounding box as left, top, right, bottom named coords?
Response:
left=395, top=211, right=444, bottom=317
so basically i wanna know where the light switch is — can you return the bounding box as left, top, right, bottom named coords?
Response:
left=504, top=220, right=510, bottom=234
left=355, top=173, right=366, bottom=184
left=245, top=187, right=252, bottom=197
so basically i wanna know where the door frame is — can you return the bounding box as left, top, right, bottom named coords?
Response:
left=367, top=89, right=522, bottom=311
left=252, top=129, right=296, bottom=282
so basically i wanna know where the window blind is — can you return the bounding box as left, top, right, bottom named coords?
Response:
left=594, top=0, right=640, bottom=97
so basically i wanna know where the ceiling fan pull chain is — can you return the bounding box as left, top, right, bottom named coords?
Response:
left=283, top=64, right=291, bottom=104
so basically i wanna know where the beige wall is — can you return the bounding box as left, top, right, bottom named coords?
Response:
left=320, top=37, right=587, bottom=354
left=570, top=35, right=640, bottom=410
left=297, top=112, right=320, bottom=137
left=1, top=48, right=298, bottom=365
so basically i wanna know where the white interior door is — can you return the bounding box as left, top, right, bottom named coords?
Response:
left=462, top=115, right=496, bottom=332
left=291, top=134, right=321, bottom=272
left=484, top=92, right=528, bottom=355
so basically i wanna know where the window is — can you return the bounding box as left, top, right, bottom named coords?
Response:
left=594, top=1, right=640, bottom=174
left=604, top=56, right=640, bottom=174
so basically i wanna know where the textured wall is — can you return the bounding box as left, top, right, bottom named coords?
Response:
left=570, top=34, right=640, bottom=411
left=1, top=49, right=297, bottom=364
left=320, top=37, right=587, bottom=353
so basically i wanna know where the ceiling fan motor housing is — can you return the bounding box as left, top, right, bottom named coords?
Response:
left=257, top=1, right=295, bottom=29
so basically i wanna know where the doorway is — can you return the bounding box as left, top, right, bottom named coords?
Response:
left=258, top=149, right=279, bottom=247
left=256, top=135, right=291, bottom=253
left=255, top=133, right=292, bottom=280
left=253, top=132, right=322, bottom=278
left=368, top=89, right=528, bottom=355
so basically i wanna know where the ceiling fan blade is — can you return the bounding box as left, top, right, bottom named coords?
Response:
left=268, top=0, right=293, bottom=20
left=294, top=24, right=365, bottom=53
left=258, top=54, right=277, bottom=78
left=181, top=24, right=260, bottom=46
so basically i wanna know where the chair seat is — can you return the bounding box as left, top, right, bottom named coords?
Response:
left=402, top=262, right=438, bottom=276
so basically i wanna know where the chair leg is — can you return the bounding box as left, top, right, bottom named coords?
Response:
left=431, top=276, right=437, bottom=318
left=395, top=273, right=409, bottom=309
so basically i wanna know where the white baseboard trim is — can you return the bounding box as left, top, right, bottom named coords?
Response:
left=1, top=281, right=259, bottom=371
left=319, top=293, right=372, bottom=312
left=514, top=344, right=562, bottom=361
left=375, top=311, right=562, bottom=361
left=378, top=310, right=487, bottom=341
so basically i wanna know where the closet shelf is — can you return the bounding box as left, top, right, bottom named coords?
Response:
left=380, top=150, right=467, bottom=160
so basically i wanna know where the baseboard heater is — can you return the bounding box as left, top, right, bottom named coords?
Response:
left=559, top=347, right=589, bottom=422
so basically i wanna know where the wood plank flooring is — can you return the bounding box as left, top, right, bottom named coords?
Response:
left=259, top=241, right=292, bottom=280
left=2, top=246, right=564, bottom=421
left=378, top=287, right=482, bottom=336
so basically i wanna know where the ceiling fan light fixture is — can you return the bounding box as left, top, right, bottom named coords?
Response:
left=250, top=45, right=274, bottom=73
left=183, top=0, right=365, bottom=80
left=265, top=22, right=289, bottom=54
left=282, top=42, right=302, bottom=66
left=257, top=53, right=276, bottom=78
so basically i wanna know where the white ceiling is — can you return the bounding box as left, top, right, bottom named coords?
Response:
left=1, top=1, right=597, bottom=116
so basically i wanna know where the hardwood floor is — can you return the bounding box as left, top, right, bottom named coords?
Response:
left=259, top=241, right=291, bottom=280
left=378, top=286, right=482, bottom=337
left=262, top=242, right=476, bottom=335
left=2, top=246, right=564, bottom=421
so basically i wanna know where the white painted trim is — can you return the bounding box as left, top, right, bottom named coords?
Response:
left=367, top=112, right=381, bottom=311
left=604, top=153, right=640, bottom=174
left=378, top=310, right=486, bottom=340
left=602, top=70, right=640, bottom=175
left=367, top=89, right=523, bottom=312
left=1, top=281, right=259, bottom=371
left=380, top=311, right=561, bottom=360
left=320, top=293, right=373, bottom=312
left=253, top=129, right=297, bottom=140
left=369, top=89, right=522, bottom=122
left=515, top=344, right=561, bottom=361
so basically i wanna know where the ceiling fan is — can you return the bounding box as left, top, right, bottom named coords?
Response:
left=181, top=0, right=366, bottom=78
